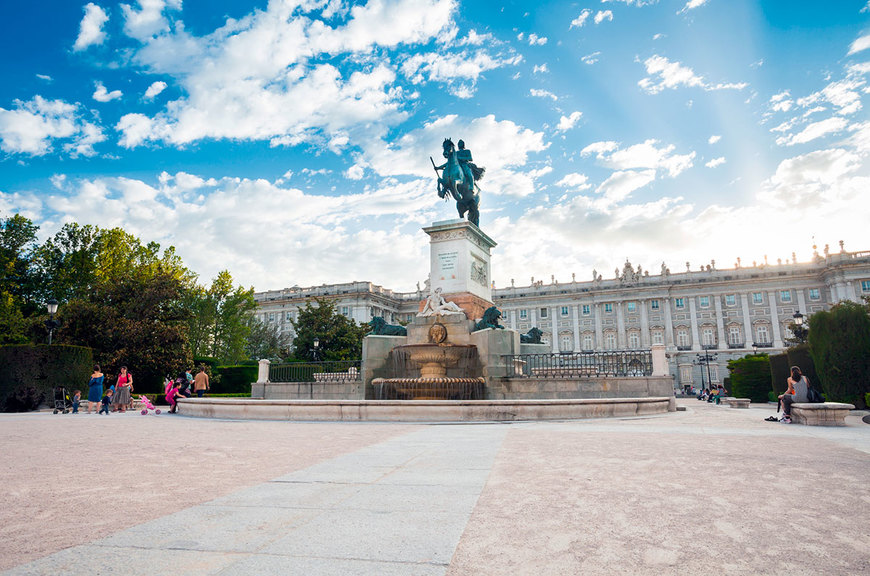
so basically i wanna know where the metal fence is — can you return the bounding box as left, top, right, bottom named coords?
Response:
left=269, top=360, right=362, bottom=383
left=503, top=350, right=653, bottom=379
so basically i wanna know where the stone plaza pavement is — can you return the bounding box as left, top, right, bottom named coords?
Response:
left=1, top=400, right=868, bottom=575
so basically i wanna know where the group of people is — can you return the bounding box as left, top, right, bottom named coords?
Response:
left=77, top=364, right=209, bottom=415
left=83, top=364, right=134, bottom=414
left=164, top=367, right=210, bottom=414
left=696, top=384, right=728, bottom=404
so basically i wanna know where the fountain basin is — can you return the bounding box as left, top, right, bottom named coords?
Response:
left=372, top=376, right=485, bottom=400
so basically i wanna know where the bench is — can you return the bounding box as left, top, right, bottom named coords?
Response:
left=790, top=402, right=855, bottom=426
left=723, top=397, right=750, bottom=408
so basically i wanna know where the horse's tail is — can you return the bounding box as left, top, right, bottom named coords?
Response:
left=470, top=164, right=485, bottom=182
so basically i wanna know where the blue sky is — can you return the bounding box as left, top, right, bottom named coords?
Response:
left=1, top=0, right=868, bottom=292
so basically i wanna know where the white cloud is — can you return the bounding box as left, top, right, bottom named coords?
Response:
left=862, top=1, right=870, bottom=14
left=556, top=111, right=583, bottom=132
left=401, top=50, right=521, bottom=97
left=638, top=55, right=747, bottom=94
left=527, top=33, right=548, bottom=46
left=775, top=117, right=849, bottom=146
left=92, top=82, right=123, bottom=102
left=582, top=139, right=695, bottom=178
left=73, top=3, right=109, bottom=51
left=761, top=148, right=864, bottom=208
left=705, top=157, right=725, bottom=168
left=769, top=90, right=793, bottom=112
left=581, top=52, right=600, bottom=65
left=678, top=0, right=710, bottom=14
left=596, top=169, right=656, bottom=202
left=530, top=89, right=557, bottom=100
left=602, top=0, right=658, bottom=5
left=796, top=78, right=864, bottom=115
left=556, top=173, right=591, bottom=190
left=36, top=74, right=52, bottom=82
left=533, top=64, right=549, bottom=74
left=570, top=10, right=591, bottom=28
left=117, top=0, right=462, bottom=149
left=144, top=81, right=167, bottom=100
left=708, top=134, right=721, bottom=144
left=848, top=33, right=870, bottom=56
left=594, top=11, right=613, bottom=25
left=0, top=96, right=105, bottom=157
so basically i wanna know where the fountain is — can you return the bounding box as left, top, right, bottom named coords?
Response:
left=372, top=340, right=485, bottom=400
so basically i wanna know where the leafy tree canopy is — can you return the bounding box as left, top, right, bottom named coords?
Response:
left=290, top=298, right=368, bottom=362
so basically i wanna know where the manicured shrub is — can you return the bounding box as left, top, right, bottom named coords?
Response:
left=808, top=301, right=870, bottom=408
left=0, top=345, right=93, bottom=411
left=727, top=355, right=772, bottom=403
left=786, top=344, right=817, bottom=390
left=768, top=353, right=790, bottom=395
left=3, top=386, right=45, bottom=412
left=213, top=365, right=257, bottom=394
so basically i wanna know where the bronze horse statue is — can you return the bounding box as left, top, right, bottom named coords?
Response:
left=432, top=138, right=481, bottom=227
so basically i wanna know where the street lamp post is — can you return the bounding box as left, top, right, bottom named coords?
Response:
left=44, top=299, right=59, bottom=345
left=791, top=311, right=808, bottom=343
left=311, top=337, right=320, bottom=362
left=696, top=347, right=718, bottom=391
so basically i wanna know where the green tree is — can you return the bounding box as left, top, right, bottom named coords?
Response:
left=0, top=214, right=39, bottom=343
left=185, top=271, right=257, bottom=364
left=290, top=298, right=368, bottom=361
left=245, top=316, right=291, bottom=360
left=807, top=301, right=870, bottom=408
left=726, top=354, right=772, bottom=403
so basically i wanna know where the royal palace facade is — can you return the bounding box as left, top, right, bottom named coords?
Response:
left=254, top=244, right=870, bottom=391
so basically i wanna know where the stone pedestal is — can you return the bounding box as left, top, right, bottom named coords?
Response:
left=423, top=219, right=497, bottom=321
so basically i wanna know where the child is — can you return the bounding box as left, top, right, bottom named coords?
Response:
left=99, top=388, right=113, bottom=415
left=72, top=390, right=81, bottom=414
left=165, top=377, right=183, bottom=414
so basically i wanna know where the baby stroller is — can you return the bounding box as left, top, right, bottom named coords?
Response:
left=53, top=387, right=71, bottom=414
left=138, top=395, right=161, bottom=415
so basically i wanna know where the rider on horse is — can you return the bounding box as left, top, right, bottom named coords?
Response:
left=432, top=138, right=485, bottom=227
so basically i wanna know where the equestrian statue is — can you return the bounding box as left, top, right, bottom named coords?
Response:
left=431, top=138, right=485, bottom=227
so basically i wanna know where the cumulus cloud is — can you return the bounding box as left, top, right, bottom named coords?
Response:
left=556, top=111, right=583, bottom=132
left=556, top=173, right=591, bottom=190
left=116, top=0, right=466, bottom=149
left=73, top=3, right=109, bottom=51
left=92, top=82, right=123, bottom=102
left=530, top=89, right=557, bottom=100
left=594, top=11, right=614, bottom=25
left=638, top=55, right=747, bottom=94
left=527, top=33, right=548, bottom=46
left=581, top=139, right=696, bottom=178
left=705, top=157, right=725, bottom=168
left=0, top=96, right=105, bottom=157
left=775, top=117, right=849, bottom=146
left=597, top=169, right=656, bottom=202
left=708, top=134, right=721, bottom=144
left=570, top=10, right=591, bottom=28
left=143, top=81, right=167, bottom=100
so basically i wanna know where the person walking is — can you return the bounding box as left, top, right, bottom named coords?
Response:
left=193, top=366, right=210, bottom=398
left=86, top=365, right=104, bottom=414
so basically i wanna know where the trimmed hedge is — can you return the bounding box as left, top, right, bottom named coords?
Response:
left=212, top=365, right=257, bottom=394
left=787, top=344, right=817, bottom=390
left=727, top=355, right=772, bottom=403
left=0, top=345, right=94, bottom=411
left=769, top=353, right=790, bottom=395
left=807, top=301, right=870, bottom=408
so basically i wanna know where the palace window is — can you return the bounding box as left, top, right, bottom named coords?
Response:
left=561, top=306, right=569, bottom=316
left=808, top=288, right=821, bottom=300
left=341, top=306, right=350, bottom=316
left=582, top=304, right=591, bottom=315
left=725, top=294, right=736, bottom=306
left=286, top=312, right=293, bottom=321
left=540, top=308, right=548, bottom=318
left=627, top=302, right=636, bottom=312
left=699, top=296, right=710, bottom=308
left=752, top=292, right=763, bottom=304
left=728, top=326, right=742, bottom=345
left=652, top=330, right=664, bottom=345
left=862, top=280, right=870, bottom=292
left=674, top=298, right=685, bottom=309
left=560, top=334, right=573, bottom=352
left=650, top=300, right=660, bottom=310
left=708, top=365, right=720, bottom=383
left=780, top=290, right=792, bottom=303
left=604, top=303, right=613, bottom=313
left=677, top=329, right=690, bottom=347
left=605, top=332, right=617, bottom=350
left=582, top=334, right=594, bottom=350
left=268, top=313, right=275, bottom=322
left=702, top=327, right=715, bottom=347
left=680, top=365, right=693, bottom=384
left=519, top=309, right=528, bottom=319
left=628, top=332, right=640, bottom=349
left=755, top=325, right=770, bottom=344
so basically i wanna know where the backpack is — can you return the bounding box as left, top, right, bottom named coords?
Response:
left=806, top=379, right=824, bottom=403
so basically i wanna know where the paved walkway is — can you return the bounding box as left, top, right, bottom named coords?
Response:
left=2, top=401, right=869, bottom=575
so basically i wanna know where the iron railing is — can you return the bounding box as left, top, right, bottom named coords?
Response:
left=269, top=360, right=362, bottom=383
left=503, top=350, right=653, bottom=379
